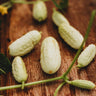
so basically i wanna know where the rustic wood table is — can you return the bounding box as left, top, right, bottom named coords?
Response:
left=0, top=0, right=96, bottom=96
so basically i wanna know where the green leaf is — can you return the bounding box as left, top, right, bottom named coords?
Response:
left=59, top=0, right=68, bottom=9
left=0, top=53, right=12, bottom=75
left=52, top=0, right=68, bottom=10
left=52, top=0, right=62, bottom=9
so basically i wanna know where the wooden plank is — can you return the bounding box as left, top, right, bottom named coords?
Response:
left=0, top=0, right=96, bottom=96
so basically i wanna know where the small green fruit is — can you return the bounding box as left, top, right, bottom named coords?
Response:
left=68, top=80, right=95, bottom=89
left=12, top=56, right=28, bottom=83
left=52, top=9, right=69, bottom=26
left=33, top=1, right=47, bottom=22
left=40, top=37, right=61, bottom=74
left=59, top=23, right=84, bottom=49
left=8, top=30, right=41, bottom=56
left=77, top=44, right=96, bottom=68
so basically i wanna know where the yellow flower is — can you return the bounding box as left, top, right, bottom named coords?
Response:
left=0, top=5, right=4, bottom=11
left=0, top=5, right=8, bottom=15
left=1, top=7, right=8, bottom=15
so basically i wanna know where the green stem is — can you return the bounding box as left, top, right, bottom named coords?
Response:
left=0, top=68, right=6, bottom=74
left=62, top=10, right=96, bottom=78
left=21, top=81, right=25, bottom=90
left=42, top=0, right=49, bottom=1
left=64, top=79, right=71, bottom=84
left=11, top=0, right=36, bottom=4
left=53, top=8, right=56, bottom=12
left=54, top=82, right=66, bottom=96
left=7, top=3, right=12, bottom=9
left=0, top=76, right=62, bottom=91
left=1, top=1, right=12, bottom=9
left=1, top=1, right=10, bottom=6
left=10, top=0, right=49, bottom=4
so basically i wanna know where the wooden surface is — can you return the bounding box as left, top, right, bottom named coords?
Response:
left=0, top=0, right=96, bottom=96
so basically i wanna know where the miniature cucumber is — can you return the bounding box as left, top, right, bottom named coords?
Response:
left=40, top=37, right=61, bottom=74
left=67, top=80, right=95, bottom=89
left=12, top=56, right=28, bottom=89
left=59, top=23, right=84, bottom=49
left=52, top=8, right=69, bottom=26
left=8, top=30, right=41, bottom=56
left=33, top=0, right=47, bottom=22
left=77, top=44, right=96, bottom=68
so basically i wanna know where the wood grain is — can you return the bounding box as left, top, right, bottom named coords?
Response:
left=0, top=0, right=96, bottom=96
